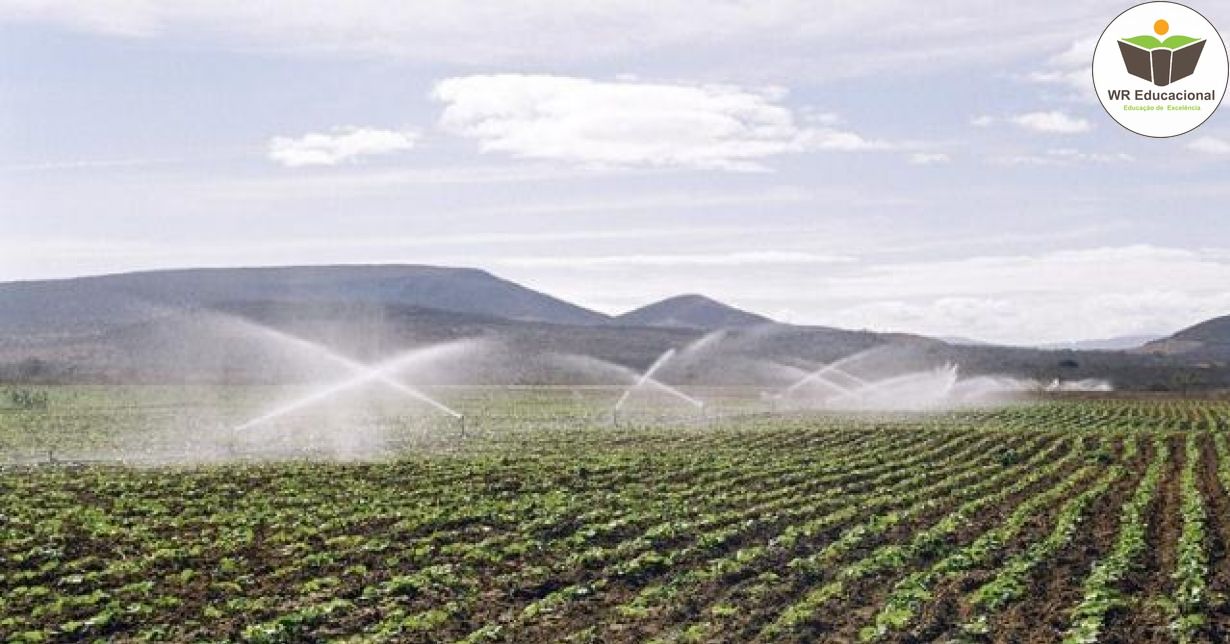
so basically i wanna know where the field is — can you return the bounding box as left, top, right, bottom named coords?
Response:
left=3, top=389, right=1230, bottom=642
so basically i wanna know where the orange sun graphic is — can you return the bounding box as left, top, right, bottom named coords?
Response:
left=1154, top=19, right=1169, bottom=35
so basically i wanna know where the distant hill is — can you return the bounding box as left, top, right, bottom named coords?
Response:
left=1040, top=334, right=1163, bottom=351
left=0, top=297, right=1202, bottom=390
left=0, top=265, right=608, bottom=336
left=615, top=294, right=772, bottom=330
left=1140, top=315, right=1230, bottom=361
left=935, top=335, right=994, bottom=347
left=0, top=265, right=1225, bottom=390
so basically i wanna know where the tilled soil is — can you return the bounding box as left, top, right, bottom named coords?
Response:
left=970, top=439, right=1152, bottom=643
left=1198, top=434, right=1230, bottom=641
left=1100, top=434, right=1182, bottom=643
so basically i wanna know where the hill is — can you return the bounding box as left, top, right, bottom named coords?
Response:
left=615, top=294, right=772, bottom=330
left=1139, top=315, right=1230, bottom=361
left=0, top=265, right=608, bottom=336
left=1040, top=334, right=1162, bottom=351
left=0, top=265, right=1225, bottom=390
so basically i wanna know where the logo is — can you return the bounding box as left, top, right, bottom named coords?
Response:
left=1118, top=19, right=1205, bottom=86
left=1093, top=2, right=1228, bottom=137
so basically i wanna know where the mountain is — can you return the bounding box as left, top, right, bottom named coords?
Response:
left=0, top=265, right=1225, bottom=390
left=936, top=335, right=994, bottom=347
left=1040, top=334, right=1163, bottom=351
left=614, top=294, right=772, bottom=330
left=0, top=265, right=608, bottom=336
left=1139, top=315, right=1230, bottom=361
left=0, top=297, right=1202, bottom=390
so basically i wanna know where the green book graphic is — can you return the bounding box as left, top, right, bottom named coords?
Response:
left=1117, top=35, right=1206, bottom=86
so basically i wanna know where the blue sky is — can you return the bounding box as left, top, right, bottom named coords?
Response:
left=2, top=1, right=1230, bottom=344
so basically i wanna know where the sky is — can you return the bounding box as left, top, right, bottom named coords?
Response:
left=2, top=1, right=1230, bottom=345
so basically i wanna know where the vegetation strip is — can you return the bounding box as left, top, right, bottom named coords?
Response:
left=865, top=435, right=1132, bottom=640
left=1062, top=435, right=1170, bottom=644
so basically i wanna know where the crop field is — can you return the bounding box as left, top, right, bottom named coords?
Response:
left=3, top=390, right=1230, bottom=642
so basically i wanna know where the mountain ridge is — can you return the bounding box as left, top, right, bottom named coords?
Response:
left=0, top=265, right=1227, bottom=390
left=1139, top=315, right=1230, bottom=360
left=0, top=264, right=610, bottom=333
left=614, top=293, right=772, bottom=330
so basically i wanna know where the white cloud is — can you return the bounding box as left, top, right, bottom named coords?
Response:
left=908, top=152, right=950, bottom=165
left=0, top=157, right=180, bottom=172
left=493, top=251, right=854, bottom=268
left=1023, top=38, right=1096, bottom=92
left=1025, top=69, right=1087, bottom=90
left=0, top=0, right=160, bottom=36
left=828, top=292, right=1230, bottom=346
left=431, top=74, right=890, bottom=170
left=1010, top=111, right=1091, bottom=134
left=1047, top=38, right=1096, bottom=70
left=1187, top=136, right=1230, bottom=156
left=970, top=115, right=995, bottom=127
left=0, top=2, right=1116, bottom=76
left=1045, top=148, right=1132, bottom=164
left=995, top=148, right=1132, bottom=166
left=826, top=245, right=1230, bottom=299
left=821, top=245, right=1230, bottom=343
left=267, top=127, right=418, bottom=167
left=494, top=244, right=1230, bottom=345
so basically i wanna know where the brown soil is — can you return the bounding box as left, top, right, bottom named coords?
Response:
left=970, top=438, right=1153, bottom=643
left=1099, top=434, right=1182, bottom=643
left=704, top=437, right=1067, bottom=643
left=795, top=445, right=1086, bottom=642
left=1198, top=434, right=1230, bottom=640
left=506, top=433, right=1005, bottom=642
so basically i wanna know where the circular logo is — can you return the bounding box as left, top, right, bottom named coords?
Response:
left=1093, top=1, right=1228, bottom=138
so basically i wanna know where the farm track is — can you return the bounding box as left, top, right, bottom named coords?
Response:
left=3, top=397, right=1230, bottom=642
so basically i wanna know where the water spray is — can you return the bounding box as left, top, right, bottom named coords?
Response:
left=230, top=332, right=465, bottom=437
left=611, top=348, right=705, bottom=424
left=229, top=321, right=463, bottom=419
left=614, top=348, right=677, bottom=411
left=781, top=350, right=877, bottom=397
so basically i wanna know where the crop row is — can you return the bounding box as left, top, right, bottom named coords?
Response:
left=867, top=433, right=1135, bottom=640
left=1063, top=434, right=1170, bottom=643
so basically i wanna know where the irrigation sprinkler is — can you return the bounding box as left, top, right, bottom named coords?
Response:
left=614, top=348, right=677, bottom=411
left=780, top=348, right=885, bottom=399
left=610, top=348, right=706, bottom=424
left=783, top=364, right=863, bottom=398
left=230, top=338, right=464, bottom=435
left=824, top=364, right=960, bottom=408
